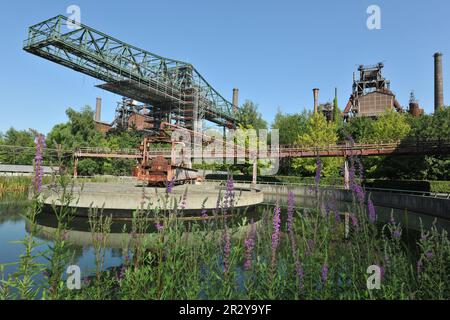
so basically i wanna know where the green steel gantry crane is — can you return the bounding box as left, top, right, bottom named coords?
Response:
left=23, top=15, right=238, bottom=131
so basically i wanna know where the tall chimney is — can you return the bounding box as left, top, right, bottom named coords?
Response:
left=313, top=88, right=319, bottom=113
left=434, top=52, right=444, bottom=112
left=232, top=88, right=239, bottom=113
left=95, top=97, right=102, bottom=122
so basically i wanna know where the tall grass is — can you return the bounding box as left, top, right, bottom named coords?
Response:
left=0, top=140, right=449, bottom=300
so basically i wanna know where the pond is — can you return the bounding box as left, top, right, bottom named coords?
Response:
left=1, top=190, right=449, bottom=283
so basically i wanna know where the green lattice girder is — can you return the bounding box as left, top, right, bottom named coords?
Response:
left=23, top=15, right=237, bottom=125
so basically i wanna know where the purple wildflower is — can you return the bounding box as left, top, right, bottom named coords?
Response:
left=167, top=177, right=175, bottom=193
left=287, top=191, right=295, bottom=233
left=315, top=158, right=322, bottom=186
left=118, top=264, right=126, bottom=281
left=33, top=133, right=46, bottom=193
left=223, top=176, right=235, bottom=210
left=350, top=213, right=359, bottom=229
left=321, top=264, right=329, bottom=283
left=155, top=222, right=164, bottom=232
left=286, top=194, right=303, bottom=289
left=425, top=250, right=433, bottom=259
left=367, top=199, right=377, bottom=223
left=243, top=221, right=256, bottom=270
left=393, top=229, right=402, bottom=239
left=271, top=203, right=281, bottom=270
left=223, top=229, right=231, bottom=274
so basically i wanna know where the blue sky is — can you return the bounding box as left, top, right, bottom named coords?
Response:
left=0, top=0, right=448, bottom=134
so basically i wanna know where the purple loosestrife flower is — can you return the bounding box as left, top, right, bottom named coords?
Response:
left=271, top=203, right=281, bottom=269
left=350, top=214, right=359, bottom=229
left=243, top=221, right=256, bottom=270
left=33, top=134, right=46, bottom=193
left=118, top=264, right=126, bottom=281
left=352, top=184, right=365, bottom=204
left=222, top=229, right=231, bottom=274
left=321, top=264, right=329, bottom=283
left=155, top=222, right=164, bottom=232
left=368, top=199, right=377, bottom=223
left=287, top=191, right=295, bottom=233
left=167, top=177, right=175, bottom=193
left=315, top=158, right=322, bottom=186
left=393, top=229, right=402, bottom=239
left=223, top=176, right=235, bottom=210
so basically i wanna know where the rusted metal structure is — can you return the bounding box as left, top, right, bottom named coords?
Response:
left=24, top=15, right=239, bottom=135
left=343, top=63, right=403, bottom=120
left=132, top=128, right=198, bottom=186
left=408, top=92, right=424, bottom=118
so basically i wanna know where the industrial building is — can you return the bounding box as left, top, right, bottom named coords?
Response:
left=343, top=63, right=403, bottom=120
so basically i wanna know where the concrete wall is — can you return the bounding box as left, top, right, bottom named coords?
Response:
left=225, top=182, right=450, bottom=220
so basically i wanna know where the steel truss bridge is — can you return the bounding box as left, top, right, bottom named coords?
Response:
left=71, top=140, right=450, bottom=160
left=23, top=15, right=238, bottom=131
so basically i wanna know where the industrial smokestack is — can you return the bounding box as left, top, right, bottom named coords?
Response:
left=95, top=97, right=102, bottom=122
left=232, top=88, right=239, bottom=113
left=313, top=88, right=319, bottom=113
left=434, top=52, right=444, bottom=112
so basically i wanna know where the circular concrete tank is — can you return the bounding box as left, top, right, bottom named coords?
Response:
left=40, top=180, right=264, bottom=218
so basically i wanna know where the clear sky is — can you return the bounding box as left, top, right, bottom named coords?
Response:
left=0, top=0, right=449, bottom=134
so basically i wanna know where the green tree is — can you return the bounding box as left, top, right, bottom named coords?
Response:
left=332, top=93, right=341, bottom=126
left=272, top=109, right=309, bottom=145
left=46, top=106, right=106, bottom=149
left=237, top=100, right=268, bottom=130
left=0, top=128, right=35, bottom=164
left=292, top=113, right=342, bottom=177
left=371, top=109, right=411, bottom=142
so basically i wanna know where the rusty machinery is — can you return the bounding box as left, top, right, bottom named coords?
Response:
left=343, top=63, right=403, bottom=120
left=133, top=124, right=199, bottom=186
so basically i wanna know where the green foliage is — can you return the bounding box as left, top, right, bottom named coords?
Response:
left=371, top=109, right=411, bottom=142
left=46, top=106, right=106, bottom=149
left=237, top=100, right=268, bottom=130
left=77, top=159, right=100, bottom=177
left=332, top=94, right=341, bottom=126
left=0, top=128, right=35, bottom=165
left=272, top=109, right=309, bottom=145
left=292, top=113, right=342, bottom=177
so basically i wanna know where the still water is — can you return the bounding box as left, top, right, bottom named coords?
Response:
left=1, top=193, right=449, bottom=281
